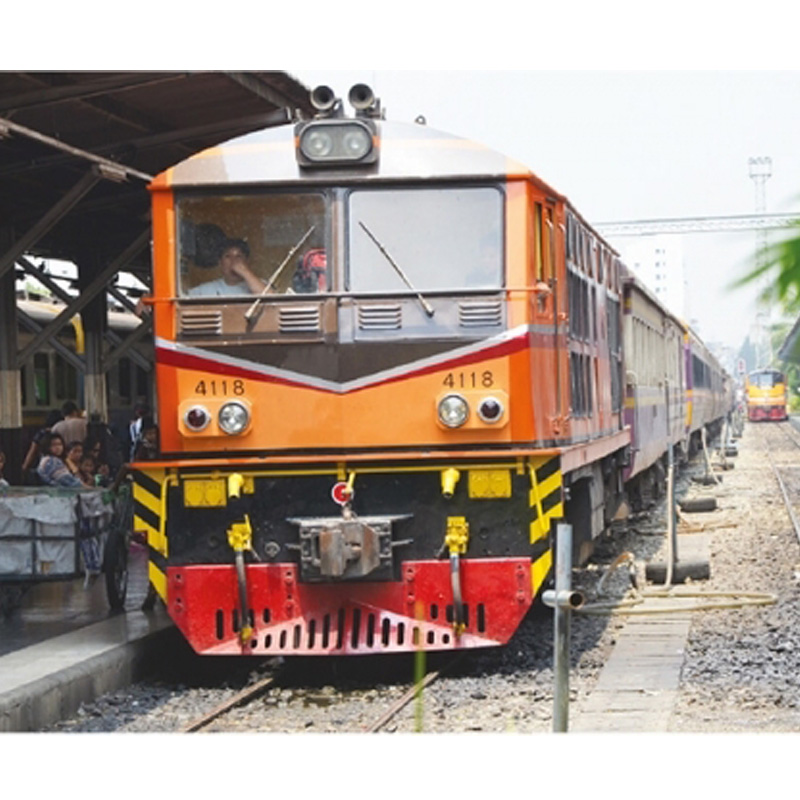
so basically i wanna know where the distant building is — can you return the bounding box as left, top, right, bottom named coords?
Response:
left=619, top=235, right=687, bottom=321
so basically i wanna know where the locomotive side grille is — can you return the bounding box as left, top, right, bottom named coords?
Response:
left=458, top=300, right=502, bottom=327
left=278, top=305, right=321, bottom=333
left=358, top=303, right=402, bottom=330
left=179, top=309, right=223, bottom=336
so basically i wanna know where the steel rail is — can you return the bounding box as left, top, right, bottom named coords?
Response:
left=365, top=667, right=444, bottom=733
left=181, top=652, right=463, bottom=733
left=764, top=423, right=800, bottom=547
left=182, top=665, right=282, bottom=733
left=366, top=654, right=463, bottom=733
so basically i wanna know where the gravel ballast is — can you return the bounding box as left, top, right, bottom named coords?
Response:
left=44, top=422, right=800, bottom=733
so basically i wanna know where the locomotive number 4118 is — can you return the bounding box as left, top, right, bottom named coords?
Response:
left=194, top=379, right=246, bottom=396
left=443, top=371, right=494, bottom=389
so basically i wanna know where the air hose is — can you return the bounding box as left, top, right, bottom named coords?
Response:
left=577, top=553, right=777, bottom=616
left=576, top=587, right=777, bottom=616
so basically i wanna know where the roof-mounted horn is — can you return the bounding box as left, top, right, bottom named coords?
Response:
left=348, top=84, right=383, bottom=119
left=310, top=85, right=342, bottom=118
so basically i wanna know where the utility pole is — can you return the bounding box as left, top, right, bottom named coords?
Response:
left=749, top=156, right=772, bottom=367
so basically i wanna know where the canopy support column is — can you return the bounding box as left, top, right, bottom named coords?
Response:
left=0, top=228, right=23, bottom=484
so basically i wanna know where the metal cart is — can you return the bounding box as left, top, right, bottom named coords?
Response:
left=0, top=483, right=131, bottom=616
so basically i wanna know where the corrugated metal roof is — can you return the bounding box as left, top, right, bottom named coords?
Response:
left=0, top=71, right=313, bottom=275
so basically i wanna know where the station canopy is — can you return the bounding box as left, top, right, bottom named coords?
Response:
left=0, top=71, right=314, bottom=281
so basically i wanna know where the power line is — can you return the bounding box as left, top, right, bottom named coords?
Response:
left=594, top=211, right=800, bottom=237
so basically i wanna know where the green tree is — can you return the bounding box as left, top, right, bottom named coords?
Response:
left=732, top=223, right=800, bottom=312
left=733, top=231, right=800, bottom=410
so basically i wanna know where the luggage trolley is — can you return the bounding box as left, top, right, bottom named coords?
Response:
left=0, top=483, right=132, bottom=616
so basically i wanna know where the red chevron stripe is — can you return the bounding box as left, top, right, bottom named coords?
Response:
left=156, top=331, right=531, bottom=394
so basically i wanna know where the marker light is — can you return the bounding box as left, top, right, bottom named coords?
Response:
left=184, top=405, right=211, bottom=432
left=218, top=401, right=250, bottom=435
left=438, top=394, right=469, bottom=428
left=478, top=397, right=504, bottom=423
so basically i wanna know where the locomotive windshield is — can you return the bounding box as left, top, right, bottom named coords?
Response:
left=750, top=370, right=784, bottom=388
left=347, top=186, right=503, bottom=292
left=176, top=192, right=327, bottom=297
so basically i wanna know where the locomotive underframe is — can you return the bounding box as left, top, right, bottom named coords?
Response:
left=134, top=458, right=563, bottom=655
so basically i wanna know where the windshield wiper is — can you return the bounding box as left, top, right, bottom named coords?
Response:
left=244, top=225, right=316, bottom=327
left=358, top=221, right=435, bottom=318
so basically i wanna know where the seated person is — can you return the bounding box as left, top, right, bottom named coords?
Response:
left=133, top=417, right=159, bottom=461
left=64, top=440, right=84, bottom=479
left=85, top=437, right=111, bottom=484
left=21, top=408, right=63, bottom=479
left=292, top=248, right=327, bottom=294
left=188, top=239, right=267, bottom=297
left=78, top=454, right=101, bottom=487
left=36, top=433, right=83, bottom=488
left=0, top=448, right=9, bottom=488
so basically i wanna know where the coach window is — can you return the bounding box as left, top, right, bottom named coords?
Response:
left=565, top=214, right=573, bottom=264
left=569, top=214, right=578, bottom=267
left=533, top=203, right=543, bottom=281
left=568, top=271, right=578, bottom=338
left=54, top=354, right=77, bottom=402
left=544, top=207, right=555, bottom=281
left=348, top=186, right=503, bottom=292
left=33, top=353, right=50, bottom=407
left=177, top=192, right=328, bottom=298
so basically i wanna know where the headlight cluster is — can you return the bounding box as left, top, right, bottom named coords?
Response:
left=183, top=402, right=250, bottom=436
left=296, top=120, right=378, bottom=167
left=437, top=394, right=505, bottom=428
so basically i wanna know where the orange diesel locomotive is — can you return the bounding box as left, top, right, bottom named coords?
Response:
left=135, top=84, right=640, bottom=655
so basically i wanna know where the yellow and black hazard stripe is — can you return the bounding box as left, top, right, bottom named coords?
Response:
left=132, top=468, right=170, bottom=600
left=528, top=455, right=564, bottom=597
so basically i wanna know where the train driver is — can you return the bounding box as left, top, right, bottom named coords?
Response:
left=188, top=239, right=267, bottom=297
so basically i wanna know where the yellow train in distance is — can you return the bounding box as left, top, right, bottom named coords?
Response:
left=746, top=368, right=788, bottom=422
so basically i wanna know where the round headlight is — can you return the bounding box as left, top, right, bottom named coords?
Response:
left=301, top=129, right=334, bottom=159
left=342, top=128, right=371, bottom=159
left=218, top=401, right=250, bottom=435
left=477, top=397, right=504, bottom=423
left=438, top=394, right=469, bottom=428
left=184, top=405, right=210, bottom=432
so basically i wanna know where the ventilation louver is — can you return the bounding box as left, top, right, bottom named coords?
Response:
left=458, top=300, right=502, bottom=328
left=358, top=304, right=402, bottom=330
left=279, top=305, right=321, bottom=334
left=180, top=309, right=223, bottom=336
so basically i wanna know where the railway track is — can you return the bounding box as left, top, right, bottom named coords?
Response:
left=40, top=422, right=800, bottom=733
left=760, top=421, right=800, bottom=546
left=180, top=654, right=463, bottom=733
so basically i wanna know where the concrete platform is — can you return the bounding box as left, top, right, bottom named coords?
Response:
left=570, top=533, right=710, bottom=733
left=1, top=543, right=153, bottom=657
left=0, top=607, right=173, bottom=731
left=0, top=544, right=175, bottom=732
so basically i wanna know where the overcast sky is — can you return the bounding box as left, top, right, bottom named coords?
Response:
left=292, top=70, right=800, bottom=352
